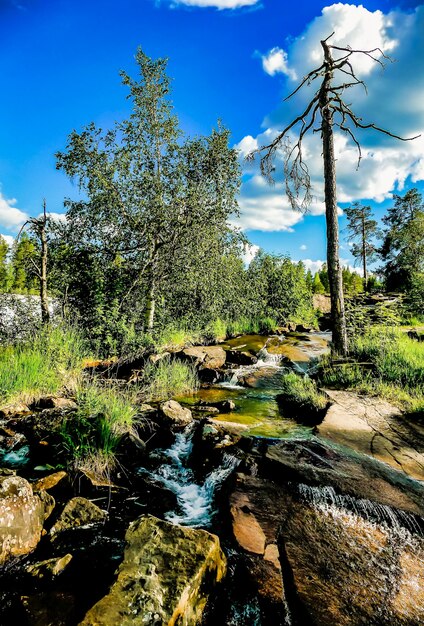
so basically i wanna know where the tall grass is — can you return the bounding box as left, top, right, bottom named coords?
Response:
left=61, top=382, right=138, bottom=478
left=319, top=327, right=424, bottom=418
left=143, top=358, right=198, bottom=401
left=0, top=325, right=88, bottom=404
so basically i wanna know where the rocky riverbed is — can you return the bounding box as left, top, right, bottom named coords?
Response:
left=1, top=331, right=423, bottom=625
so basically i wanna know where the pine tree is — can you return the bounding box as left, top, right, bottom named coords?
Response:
left=344, top=202, right=380, bottom=290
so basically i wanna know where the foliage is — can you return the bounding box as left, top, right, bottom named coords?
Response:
left=380, top=189, right=424, bottom=300
left=344, top=202, right=380, bottom=288
left=10, top=233, right=39, bottom=294
left=56, top=48, right=241, bottom=337
left=0, top=236, right=10, bottom=292
left=247, top=252, right=315, bottom=325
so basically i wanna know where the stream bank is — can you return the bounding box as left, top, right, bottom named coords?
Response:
left=1, top=330, right=423, bottom=625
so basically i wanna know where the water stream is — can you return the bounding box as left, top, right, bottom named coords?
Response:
left=138, top=423, right=239, bottom=528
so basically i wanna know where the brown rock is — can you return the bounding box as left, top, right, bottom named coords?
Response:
left=160, top=400, right=193, bottom=426
left=279, top=497, right=424, bottom=626
left=79, top=515, right=226, bottom=626
left=31, top=396, right=77, bottom=411
left=0, top=402, right=31, bottom=418
left=26, top=554, right=73, bottom=580
left=266, top=437, right=424, bottom=517
left=182, top=345, right=226, bottom=369
left=318, top=389, right=424, bottom=481
left=50, top=497, right=107, bottom=536
left=32, top=471, right=70, bottom=494
left=0, top=475, right=51, bottom=565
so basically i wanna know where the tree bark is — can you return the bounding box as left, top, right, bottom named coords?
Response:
left=144, top=279, right=156, bottom=332
left=40, top=218, right=49, bottom=324
left=321, top=40, right=348, bottom=356
left=362, top=213, right=367, bottom=291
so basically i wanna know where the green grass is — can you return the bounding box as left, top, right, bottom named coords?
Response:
left=61, top=382, right=138, bottom=478
left=278, top=372, right=329, bottom=422
left=143, top=357, right=199, bottom=401
left=0, top=325, right=88, bottom=404
left=155, top=325, right=202, bottom=351
left=319, top=327, right=424, bottom=418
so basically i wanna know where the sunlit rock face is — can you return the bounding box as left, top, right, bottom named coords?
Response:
left=279, top=497, right=424, bottom=626
left=79, top=515, right=226, bottom=626
left=317, top=389, right=424, bottom=482
left=0, top=474, right=53, bottom=565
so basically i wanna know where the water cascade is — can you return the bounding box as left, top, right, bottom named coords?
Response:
left=138, top=423, right=239, bottom=528
left=297, top=483, right=423, bottom=536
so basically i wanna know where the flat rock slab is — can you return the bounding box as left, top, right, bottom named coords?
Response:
left=79, top=515, right=226, bottom=626
left=279, top=497, right=424, bottom=626
left=318, top=390, right=424, bottom=481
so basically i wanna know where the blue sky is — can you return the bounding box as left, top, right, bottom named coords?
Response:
left=0, top=0, right=423, bottom=272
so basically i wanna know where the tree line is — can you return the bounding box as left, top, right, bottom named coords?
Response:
left=1, top=45, right=422, bottom=355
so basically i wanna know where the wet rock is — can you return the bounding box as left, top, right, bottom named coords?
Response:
left=50, top=497, right=107, bottom=537
left=198, top=368, right=222, bottom=384
left=265, top=437, right=424, bottom=517
left=32, top=471, right=70, bottom=496
left=181, top=345, right=226, bottom=369
left=26, top=553, right=73, bottom=580
left=226, top=350, right=258, bottom=366
left=201, top=422, right=241, bottom=449
left=117, top=430, right=146, bottom=460
left=295, top=324, right=312, bottom=333
left=159, top=400, right=193, bottom=427
left=276, top=393, right=330, bottom=426
left=30, top=396, right=78, bottom=411
left=240, top=366, right=283, bottom=388
left=0, top=475, right=52, bottom=565
left=278, top=496, right=424, bottom=626
left=229, top=474, right=288, bottom=620
left=195, top=405, right=220, bottom=414
left=0, top=402, right=31, bottom=418
left=317, top=389, right=424, bottom=481
left=21, top=591, right=75, bottom=626
left=80, top=515, right=226, bottom=626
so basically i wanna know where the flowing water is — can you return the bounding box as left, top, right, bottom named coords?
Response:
left=137, top=423, right=239, bottom=528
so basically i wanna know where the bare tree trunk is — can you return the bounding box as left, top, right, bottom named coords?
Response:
left=362, top=213, right=367, bottom=291
left=40, top=219, right=49, bottom=324
left=321, top=41, right=348, bottom=356
left=144, top=279, right=156, bottom=332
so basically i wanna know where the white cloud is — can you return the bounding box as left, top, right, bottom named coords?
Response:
left=300, top=244, right=307, bottom=251
left=242, top=242, right=260, bottom=265
left=0, top=234, right=14, bottom=248
left=43, top=211, right=67, bottom=223
left=261, top=47, right=297, bottom=80
left=236, top=3, right=424, bottom=233
left=303, top=259, right=325, bottom=274
left=170, top=0, right=259, bottom=8
left=0, top=191, right=28, bottom=230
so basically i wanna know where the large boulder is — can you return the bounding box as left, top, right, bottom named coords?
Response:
left=0, top=475, right=53, bottom=565
left=159, top=400, right=193, bottom=427
left=317, top=389, right=424, bottom=481
left=79, top=515, right=226, bottom=626
left=265, top=437, right=424, bottom=517
left=279, top=496, right=424, bottom=626
left=181, top=345, right=226, bottom=370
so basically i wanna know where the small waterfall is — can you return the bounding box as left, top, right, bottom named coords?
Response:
left=138, top=424, right=239, bottom=528
left=297, top=483, right=423, bottom=536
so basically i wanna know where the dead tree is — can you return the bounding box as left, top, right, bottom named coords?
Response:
left=18, top=200, right=50, bottom=324
left=248, top=33, right=419, bottom=356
